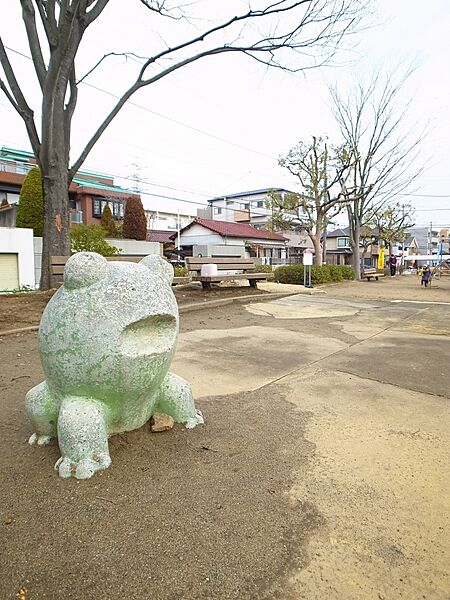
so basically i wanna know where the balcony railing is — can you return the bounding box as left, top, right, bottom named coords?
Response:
left=0, top=160, right=33, bottom=175
left=70, top=210, right=83, bottom=224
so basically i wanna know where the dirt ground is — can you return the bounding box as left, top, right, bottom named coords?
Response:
left=0, top=283, right=268, bottom=332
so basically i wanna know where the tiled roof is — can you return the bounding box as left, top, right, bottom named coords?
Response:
left=188, top=218, right=287, bottom=241
left=72, top=176, right=137, bottom=196
left=146, top=230, right=176, bottom=243
left=327, top=227, right=350, bottom=238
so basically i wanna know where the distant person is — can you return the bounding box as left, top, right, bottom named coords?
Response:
left=389, top=254, right=397, bottom=277
left=421, top=265, right=431, bottom=288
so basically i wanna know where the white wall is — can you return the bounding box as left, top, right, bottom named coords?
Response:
left=193, top=244, right=245, bottom=258
left=105, top=239, right=161, bottom=256
left=0, top=227, right=35, bottom=288
left=180, top=224, right=224, bottom=246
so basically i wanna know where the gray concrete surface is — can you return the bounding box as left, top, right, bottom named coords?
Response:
left=172, top=293, right=450, bottom=599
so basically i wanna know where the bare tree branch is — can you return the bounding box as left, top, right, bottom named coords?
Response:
left=0, top=37, right=41, bottom=155
left=77, top=52, right=149, bottom=84
left=20, top=0, right=47, bottom=88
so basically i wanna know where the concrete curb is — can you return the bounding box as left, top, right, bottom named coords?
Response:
left=0, top=325, right=40, bottom=337
left=0, top=292, right=300, bottom=336
left=178, top=291, right=299, bottom=314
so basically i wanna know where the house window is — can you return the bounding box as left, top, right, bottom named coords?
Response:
left=244, top=203, right=250, bottom=210
left=92, top=199, right=101, bottom=217
left=214, top=207, right=222, bottom=215
left=226, top=200, right=234, bottom=205
left=337, top=237, right=350, bottom=248
left=256, top=201, right=264, bottom=208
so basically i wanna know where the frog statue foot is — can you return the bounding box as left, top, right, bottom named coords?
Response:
left=25, top=252, right=203, bottom=480
left=54, top=397, right=111, bottom=480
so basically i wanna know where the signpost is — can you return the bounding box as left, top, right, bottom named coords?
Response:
left=303, top=249, right=313, bottom=288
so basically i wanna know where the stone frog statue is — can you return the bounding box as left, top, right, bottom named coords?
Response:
left=26, top=252, right=203, bottom=480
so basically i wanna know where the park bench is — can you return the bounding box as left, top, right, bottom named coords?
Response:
left=50, top=255, right=190, bottom=288
left=186, top=256, right=273, bottom=290
left=362, top=267, right=386, bottom=281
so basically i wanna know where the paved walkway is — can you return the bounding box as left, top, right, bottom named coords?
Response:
left=173, top=293, right=450, bottom=599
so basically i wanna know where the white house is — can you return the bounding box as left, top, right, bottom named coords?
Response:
left=178, top=218, right=288, bottom=262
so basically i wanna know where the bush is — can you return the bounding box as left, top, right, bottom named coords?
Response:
left=16, top=167, right=44, bottom=236
left=274, top=264, right=354, bottom=285
left=174, top=265, right=188, bottom=277
left=71, top=224, right=119, bottom=256
left=122, top=197, right=147, bottom=240
left=253, top=263, right=273, bottom=273
left=100, top=204, right=118, bottom=237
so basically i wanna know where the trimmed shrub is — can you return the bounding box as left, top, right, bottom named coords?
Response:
left=71, top=224, right=119, bottom=256
left=274, top=264, right=354, bottom=285
left=100, top=204, right=117, bottom=237
left=174, top=265, right=188, bottom=277
left=122, top=197, right=147, bottom=240
left=16, top=167, right=44, bottom=236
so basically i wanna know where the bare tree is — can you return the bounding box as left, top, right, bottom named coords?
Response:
left=0, top=0, right=366, bottom=288
left=372, top=201, right=415, bottom=255
left=331, top=70, right=424, bottom=279
left=267, top=136, right=352, bottom=264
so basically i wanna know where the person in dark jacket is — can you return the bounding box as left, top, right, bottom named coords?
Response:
left=389, top=254, right=397, bottom=277
left=421, top=265, right=432, bottom=287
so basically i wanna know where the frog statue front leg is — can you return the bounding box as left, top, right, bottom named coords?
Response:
left=26, top=374, right=203, bottom=480
left=26, top=382, right=111, bottom=480
left=155, top=372, right=204, bottom=429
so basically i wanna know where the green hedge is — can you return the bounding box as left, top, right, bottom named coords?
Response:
left=253, top=264, right=273, bottom=273
left=274, top=264, right=354, bottom=285
left=174, top=265, right=188, bottom=277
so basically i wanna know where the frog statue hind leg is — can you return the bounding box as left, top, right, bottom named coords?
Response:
left=26, top=381, right=58, bottom=447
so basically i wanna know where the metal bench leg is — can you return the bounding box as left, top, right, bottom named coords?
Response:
left=201, top=281, right=211, bottom=291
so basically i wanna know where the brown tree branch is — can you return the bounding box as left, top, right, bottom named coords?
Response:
left=0, top=37, right=41, bottom=154
left=20, top=0, right=47, bottom=88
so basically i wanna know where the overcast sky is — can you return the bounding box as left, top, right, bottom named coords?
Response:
left=1, top=0, right=449, bottom=229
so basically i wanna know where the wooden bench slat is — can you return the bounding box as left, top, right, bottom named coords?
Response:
left=188, top=264, right=256, bottom=272
left=186, top=257, right=253, bottom=265
left=192, top=273, right=272, bottom=282
left=51, top=266, right=65, bottom=275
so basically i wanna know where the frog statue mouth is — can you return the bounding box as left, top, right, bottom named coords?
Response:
left=119, top=314, right=177, bottom=357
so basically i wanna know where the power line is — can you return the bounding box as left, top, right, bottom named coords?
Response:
left=399, top=193, right=450, bottom=198
left=415, top=208, right=450, bottom=212
left=3, top=45, right=277, bottom=161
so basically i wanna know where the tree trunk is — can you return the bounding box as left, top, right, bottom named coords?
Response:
left=40, top=164, right=71, bottom=289
left=351, top=219, right=361, bottom=280
left=310, top=233, right=323, bottom=266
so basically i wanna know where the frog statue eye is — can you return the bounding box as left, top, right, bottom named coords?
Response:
left=63, top=252, right=109, bottom=290
left=139, top=255, right=174, bottom=285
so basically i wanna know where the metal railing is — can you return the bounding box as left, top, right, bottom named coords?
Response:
left=70, top=210, right=83, bottom=224
left=0, top=160, right=33, bottom=175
